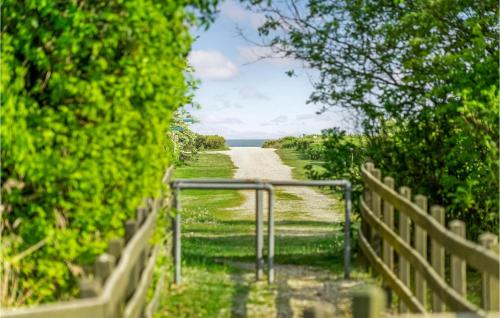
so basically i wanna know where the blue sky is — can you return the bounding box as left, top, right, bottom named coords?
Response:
left=187, top=1, right=346, bottom=139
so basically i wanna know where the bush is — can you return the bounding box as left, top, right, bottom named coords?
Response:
left=1, top=0, right=217, bottom=305
left=268, top=131, right=365, bottom=211
left=195, top=134, right=227, bottom=150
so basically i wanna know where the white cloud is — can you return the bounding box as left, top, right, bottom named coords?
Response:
left=238, top=86, right=270, bottom=100
left=296, top=114, right=332, bottom=122
left=210, top=94, right=245, bottom=109
left=261, top=115, right=289, bottom=126
left=220, top=1, right=266, bottom=29
left=238, top=46, right=297, bottom=67
left=188, top=50, right=238, bottom=80
left=271, top=115, right=288, bottom=124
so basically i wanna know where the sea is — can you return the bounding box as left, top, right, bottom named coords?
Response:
left=226, top=139, right=268, bottom=147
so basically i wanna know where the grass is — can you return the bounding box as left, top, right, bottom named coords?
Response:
left=274, top=148, right=316, bottom=180
left=157, top=153, right=246, bottom=318
left=274, top=149, right=487, bottom=311
left=157, top=152, right=365, bottom=317
left=274, top=147, right=342, bottom=206
left=275, top=188, right=302, bottom=201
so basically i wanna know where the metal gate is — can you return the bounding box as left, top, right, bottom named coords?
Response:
left=170, top=179, right=352, bottom=284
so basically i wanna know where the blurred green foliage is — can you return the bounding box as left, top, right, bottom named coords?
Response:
left=1, top=0, right=217, bottom=305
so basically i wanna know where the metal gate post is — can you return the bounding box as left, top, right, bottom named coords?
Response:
left=267, top=187, right=274, bottom=284
left=172, top=182, right=274, bottom=284
left=170, top=179, right=350, bottom=284
left=173, top=185, right=181, bottom=284
left=344, top=182, right=352, bottom=279
left=256, top=189, right=264, bottom=280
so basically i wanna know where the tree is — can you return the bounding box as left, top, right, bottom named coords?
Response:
left=245, top=0, right=499, bottom=236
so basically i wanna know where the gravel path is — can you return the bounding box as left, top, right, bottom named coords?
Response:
left=218, top=147, right=341, bottom=223
left=212, top=147, right=362, bottom=317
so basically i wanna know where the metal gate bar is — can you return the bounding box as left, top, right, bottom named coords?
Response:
left=172, top=182, right=274, bottom=284
left=173, top=178, right=352, bottom=279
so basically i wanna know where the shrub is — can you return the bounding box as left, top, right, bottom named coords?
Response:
left=195, top=134, right=227, bottom=150
left=1, top=0, right=217, bottom=305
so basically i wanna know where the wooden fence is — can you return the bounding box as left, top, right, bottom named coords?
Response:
left=359, top=162, right=499, bottom=316
left=1, top=167, right=174, bottom=318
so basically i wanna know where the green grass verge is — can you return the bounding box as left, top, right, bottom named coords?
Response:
left=275, top=148, right=316, bottom=180
left=158, top=153, right=247, bottom=317
left=274, top=147, right=341, bottom=205
left=275, top=188, right=302, bottom=201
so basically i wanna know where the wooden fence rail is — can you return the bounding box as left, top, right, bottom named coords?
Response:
left=0, top=166, right=174, bottom=318
left=359, top=162, right=499, bottom=316
left=351, top=286, right=500, bottom=318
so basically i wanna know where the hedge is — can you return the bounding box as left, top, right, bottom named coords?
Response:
left=1, top=0, right=217, bottom=305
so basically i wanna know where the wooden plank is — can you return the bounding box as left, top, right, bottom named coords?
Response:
left=125, top=245, right=160, bottom=318
left=145, top=266, right=166, bottom=318
left=125, top=219, right=140, bottom=300
left=414, top=194, right=428, bottom=308
left=449, top=221, right=466, bottom=298
left=360, top=199, right=480, bottom=313
left=383, top=177, right=395, bottom=270
left=79, top=278, right=101, bottom=299
left=95, top=254, right=116, bottom=285
left=361, top=165, right=499, bottom=278
left=145, top=233, right=171, bottom=318
left=362, top=167, right=373, bottom=269
left=0, top=200, right=160, bottom=318
left=125, top=220, right=138, bottom=244
left=162, top=165, right=174, bottom=184
left=0, top=299, right=105, bottom=318
left=399, top=186, right=412, bottom=313
left=431, top=205, right=446, bottom=312
left=371, top=168, right=382, bottom=257
left=383, top=176, right=395, bottom=308
left=358, top=229, right=425, bottom=313
left=136, top=207, right=147, bottom=225
left=479, top=233, right=499, bottom=311
left=101, top=204, right=158, bottom=316
left=108, top=238, right=124, bottom=262
left=392, top=312, right=500, bottom=318
left=352, top=285, right=387, bottom=318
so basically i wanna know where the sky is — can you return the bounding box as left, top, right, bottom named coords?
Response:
left=187, top=1, right=346, bottom=139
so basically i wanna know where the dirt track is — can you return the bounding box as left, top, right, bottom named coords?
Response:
left=213, top=147, right=361, bottom=317
left=219, top=147, right=341, bottom=223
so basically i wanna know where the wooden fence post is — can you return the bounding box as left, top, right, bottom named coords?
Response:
left=449, top=220, right=466, bottom=297
left=136, top=207, right=147, bottom=225
left=363, top=162, right=375, bottom=273
left=352, top=286, right=386, bottom=318
left=430, top=205, right=445, bottom=312
left=79, top=278, right=101, bottom=298
left=108, top=238, right=124, bottom=262
left=398, top=186, right=411, bottom=313
left=383, top=176, right=395, bottom=307
left=95, top=253, right=116, bottom=285
left=479, top=233, right=499, bottom=311
left=371, top=167, right=382, bottom=257
left=414, top=194, right=428, bottom=308
left=125, top=220, right=138, bottom=244
left=125, top=219, right=140, bottom=299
